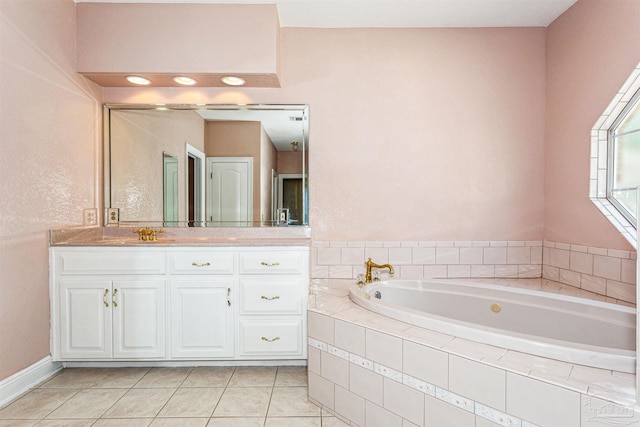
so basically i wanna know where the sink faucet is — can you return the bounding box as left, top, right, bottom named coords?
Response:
left=364, top=258, right=394, bottom=283
left=132, top=227, right=164, bottom=241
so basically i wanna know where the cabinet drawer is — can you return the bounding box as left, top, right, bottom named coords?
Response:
left=239, top=252, right=304, bottom=274
left=169, top=252, right=234, bottom=274
left=239, top=278, right=303, bottom=315
left=56, top=251, right=165, bottom=275
left=239, top=319, right=303, bottom=356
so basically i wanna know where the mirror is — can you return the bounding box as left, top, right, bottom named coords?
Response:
left=104, top=104, right=309, bottom=227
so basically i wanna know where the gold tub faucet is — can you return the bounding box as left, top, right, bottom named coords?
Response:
left=364, top=258, right=394, bottom=283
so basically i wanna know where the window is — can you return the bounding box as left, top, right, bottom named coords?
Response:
left=590, top=62, right=640, bottom=248
left=608, top=90, right=640, bottom=228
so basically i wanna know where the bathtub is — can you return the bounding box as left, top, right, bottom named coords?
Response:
left=349, top=279, right=636, bottom=373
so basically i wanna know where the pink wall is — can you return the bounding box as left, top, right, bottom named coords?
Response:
left=76, top=3, right=280, bottom=87
left=0, top=0, right=101, bottom=380
left=104, top=27, right=547, bottom=242
left=544, top=0, right=640, bottom=250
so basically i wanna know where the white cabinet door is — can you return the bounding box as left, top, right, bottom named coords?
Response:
left=59, top=279, right=112, bottom=359
left=112, top=280, right=166, bottom=358
left=170, top=279, right=235, bottom=358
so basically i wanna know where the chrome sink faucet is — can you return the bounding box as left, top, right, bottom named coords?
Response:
left=364, top=258, right=394, bottom=284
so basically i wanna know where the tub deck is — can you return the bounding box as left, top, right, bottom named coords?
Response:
left=309, top=278, right=636, bottom=408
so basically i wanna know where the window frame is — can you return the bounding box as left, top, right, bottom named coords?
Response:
left=589, top=61, right=640, bottom=249
left=606, top=88, right=640, bottom=229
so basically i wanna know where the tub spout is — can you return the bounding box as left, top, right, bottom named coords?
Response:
left=365, top=258, right=394, bottom=283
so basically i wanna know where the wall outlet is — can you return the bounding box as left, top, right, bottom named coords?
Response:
left=106, top=208, right=119, bottom=225
left=83, top=208, right=98, bottom=226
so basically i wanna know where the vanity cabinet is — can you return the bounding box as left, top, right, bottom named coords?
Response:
left=50, top=246, right=309, bottom=362
left=54, top=249, right=166, bottom=360
left=237, top=251, right=306, bottom=357
left=169, top=251, right=235, bottom=358
left=59, top=279, right=166, bottom=359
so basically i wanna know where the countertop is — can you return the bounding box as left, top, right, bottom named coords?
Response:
left=49, top=226, right=311, bottom=247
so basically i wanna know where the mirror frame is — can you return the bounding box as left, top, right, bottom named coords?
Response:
left=103, top=103, right=309, bottom=227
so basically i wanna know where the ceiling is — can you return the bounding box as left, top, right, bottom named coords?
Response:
left=196, top=107, right=307, bottom=151
left=75, top=0, right=578, bottom=28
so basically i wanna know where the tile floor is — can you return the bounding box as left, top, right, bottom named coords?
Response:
left=0, top=366, right=348, bottom=427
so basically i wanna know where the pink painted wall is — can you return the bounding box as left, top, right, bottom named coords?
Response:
left=0, top=0, right=101, bottom=380
left=104, top=27, right=548, bottom=242
left=544, top=0, right=640, bottom=250
left=76, top=3, right=280, bottom=76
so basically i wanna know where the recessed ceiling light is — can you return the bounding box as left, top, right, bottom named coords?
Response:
left=125, top=75, right=151, bottom=85
left=173, top=76, right=197, bottom=86
left=221, top=76, right=246, bottom=86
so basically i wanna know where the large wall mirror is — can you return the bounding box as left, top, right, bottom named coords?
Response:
left=104, top=104, right=309, bottom=227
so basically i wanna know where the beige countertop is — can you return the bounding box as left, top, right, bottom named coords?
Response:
left=49, top=226, right=311, bottom=247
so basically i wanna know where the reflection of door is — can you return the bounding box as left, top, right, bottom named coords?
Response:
left=163, top=153, right=179, bottom=225
left=206, top=157, right=253, bottom=224
left=186, top=144, right=205, bottom=227
left=277, top=174, right=307, bottom=225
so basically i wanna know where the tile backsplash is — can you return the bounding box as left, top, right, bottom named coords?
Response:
left=311, top=239, right=637, bottom=305
left=543, top=240, right=637, bottom=305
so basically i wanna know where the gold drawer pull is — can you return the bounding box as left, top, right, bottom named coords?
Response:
left=261, top=295, right=280, bottom=300
left=192, top=262, right=211, bottom=267
left=260, top=261, right=280, bottom=267
left=261, top=336, right=280, bottom=342
left=112, top=288, right=118, bottom=308
left=103, top=288, right=109, bottom=308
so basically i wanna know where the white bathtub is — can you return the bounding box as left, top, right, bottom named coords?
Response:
left=349, top=279, right=636, bottom=373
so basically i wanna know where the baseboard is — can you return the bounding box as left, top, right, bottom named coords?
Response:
left=63, top=359, right=307, bottom=368
left=0, top=356, right=62, bottom=409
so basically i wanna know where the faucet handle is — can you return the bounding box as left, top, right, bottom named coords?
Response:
left=150, top=228, right=164, bottom=241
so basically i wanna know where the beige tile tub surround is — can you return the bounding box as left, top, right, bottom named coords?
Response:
left=0, top=366, right=347, bottom=427
left=312, top=239, right=637, bottom=305
left=313, top=241, right=544, bottom=280
left=308, top=279, right=639, bottom=427
left=543, top=240, right=637, bottom=305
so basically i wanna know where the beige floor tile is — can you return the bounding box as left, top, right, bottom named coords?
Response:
left=0, top=389, right=79, bottom=420
left=46, top=388, right=127, bottom=419
left=182, top=367, right=235, bottom=388
left=0, top=421, right=37, bottom=427
left=268, top=387, right=320, bottom=417
left=320, top=417, right=350, bottom=427
left=92, top=368, right=151, bottom=388
left=92, top=419, right=152, bottom=427
left=135, top=368, right=192, bottom=388
left=265, top=417, right=321, bottom=427
left=206, top=418, right=265, bottom=427
left=275, top=366, right=308, bottom=386
left=227, top=367, right=276, bottom=387
left=34, top=420, right=95, bottom=426
left=38, top=369, right=103, bottom=389
left=157, top=388, right=224, bottom=418
left=149, top=418, right=209, bottom=427
left=213, top=387, right=272, bottom=417
left=102, top=388, right=176, bottom=418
